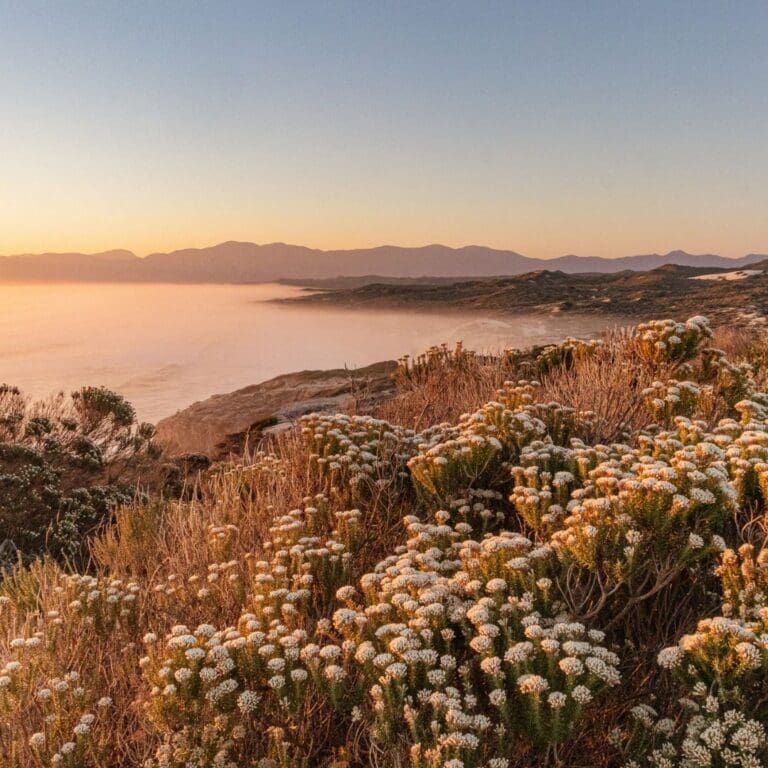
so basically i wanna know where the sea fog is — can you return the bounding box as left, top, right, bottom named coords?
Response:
left=0, top=282, right=624, bottom=422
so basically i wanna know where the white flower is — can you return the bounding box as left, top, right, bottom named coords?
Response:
left=489, top=689, right=507, bottom=706
left=517, top=674, right=549, bottom=695
left=548, top=691, right=567, bottom=709
left=559, top=657, right=584, bottom=676
left=29, top=733, right=46, bottom=749
left=480, top=657, right=502, bottom=676
left=237, top=690, right=261, bottom=713
left=324, top=664, right=347, bottom=683
left=571, top=685, right=593, bottom=704
left=657, top=646, right=684, bottom=670
left=486, top=578, right=507, bottom=594
left=174, top=667, right=193, bottom=683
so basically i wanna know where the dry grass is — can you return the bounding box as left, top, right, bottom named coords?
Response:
left=375, top=346, right=510, bottom=430
left=539, top=331, right=658, bottom=444
left=711, top=325, right=760, bottom=362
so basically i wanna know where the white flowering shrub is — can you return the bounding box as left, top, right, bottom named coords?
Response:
left=700, top=346, right=758, bottom=415
left=642, top=380, right=712, bottom=426
left=328, top=511, right=619, bottom=766
left=718, top=544, right=768, bottom=622
left=624, top=695, right=767, bottom=768
left=533, top=421, right=738, bottom=628
left=624, top=542, right=768, bottom=767
left=664, top=612, right=767, bottom=691
left=718, top=426, right=768, bottom=507
left=634, top=317, right=712, bottom=369
left=301, top=413, right=421, bottom=506
left=656, top=547, right=768, bottom=708
left=510, top=441, right=580, bottom=533
left=408, top=382, right=594, bottom=505
left=407, top=384, right=546, bottom=503
left=56, top=573, right=140, bottom=636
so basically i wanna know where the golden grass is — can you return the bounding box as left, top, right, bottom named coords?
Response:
left=538, top=333, right=656, bottom=444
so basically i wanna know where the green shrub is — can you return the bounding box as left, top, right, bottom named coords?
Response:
left=0, top=385, right=158, bottom=563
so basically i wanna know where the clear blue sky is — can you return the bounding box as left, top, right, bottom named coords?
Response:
left=1, top=1, right=766, bottom=257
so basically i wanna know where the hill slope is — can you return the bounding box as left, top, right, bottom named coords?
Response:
left=285, top=264, right=768, bottom=323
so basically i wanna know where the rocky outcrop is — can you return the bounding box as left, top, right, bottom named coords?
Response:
left=154, top=361, right=397, bottom=457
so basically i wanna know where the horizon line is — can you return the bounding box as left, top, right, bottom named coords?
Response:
left=2, top=240, right=767, bottom=261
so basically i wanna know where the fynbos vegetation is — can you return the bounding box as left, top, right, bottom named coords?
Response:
left=3, top=316, right=768, bottom=767
left=0, top=386, right=158, bottom=565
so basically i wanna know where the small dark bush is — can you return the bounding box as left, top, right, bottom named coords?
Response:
left=0, top=385, right=158, bottom=564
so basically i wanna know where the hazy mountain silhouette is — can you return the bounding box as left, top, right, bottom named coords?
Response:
left=0, top=242, right=765, bottom=282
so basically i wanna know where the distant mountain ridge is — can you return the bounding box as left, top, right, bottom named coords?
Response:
left=1, top=241, right=765, bottom=282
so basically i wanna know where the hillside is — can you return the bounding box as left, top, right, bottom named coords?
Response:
left=1, top=241, right=766, bottom=282
left=4, top=317, right=768, bottom=767
left=286, top=263, right=768, bottom=323
left=154, top=360, right=398, bottom=456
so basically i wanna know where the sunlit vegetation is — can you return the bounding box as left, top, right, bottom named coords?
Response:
left=3, top=316, right=768, bottom=767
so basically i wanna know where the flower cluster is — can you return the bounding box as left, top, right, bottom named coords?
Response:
left=329, top=511, right=619, bottom=766
left=625, top=695, right=767, bottom=768
left=718, top=544, right=768, bottom=622
left=407, top=383, right=549, bottom=502
left=554, top=438, right=733, bottom=547
left=657, top=545, right=768, bottom=705
left=300, top=413, right=421, bottom=505
left=510, top=441, right=578, bottom=532
left=625, top=543, right=768, bottom=766
left=56, top=573, right=140, bottom=636
left=642, top=380, right=711, bottom=426
left=635, top=316, right=712, bottom=368
left=700, top=345, right=757, bottom=413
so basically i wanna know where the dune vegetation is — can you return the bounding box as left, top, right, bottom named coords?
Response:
left=3, top=316, right=768, bottom=767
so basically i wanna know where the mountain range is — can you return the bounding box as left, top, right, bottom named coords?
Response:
left=1, top=241, right=766, bottom=283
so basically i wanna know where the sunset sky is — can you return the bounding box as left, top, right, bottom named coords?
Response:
left=1, top=1, right=767, bottom=258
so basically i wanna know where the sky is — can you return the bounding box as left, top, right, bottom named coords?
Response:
left=1, top=1, right=767, bottom=259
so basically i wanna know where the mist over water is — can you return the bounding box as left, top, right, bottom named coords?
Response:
left=0, top=283, right=623, bottom=422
